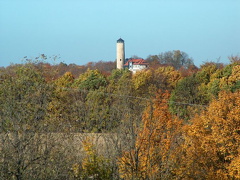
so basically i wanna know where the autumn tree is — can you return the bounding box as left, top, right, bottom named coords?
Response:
left=177, top=91, right=240, bottom=179
left=131, top=66, right=181, bottom=99
left=131, top=69, right=154, bottom=97
left=154, top=66, right=182, bottom=91
left=118, top=91, right=182, bottom=179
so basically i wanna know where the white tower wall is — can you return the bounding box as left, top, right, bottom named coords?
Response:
left=116, top=38, right=125, bottom=69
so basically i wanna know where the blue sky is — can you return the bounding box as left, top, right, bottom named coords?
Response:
left=0, top=0, right=239, bottom=67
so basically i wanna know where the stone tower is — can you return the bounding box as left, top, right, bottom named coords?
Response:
left=116, top=38, right=125, bottom=69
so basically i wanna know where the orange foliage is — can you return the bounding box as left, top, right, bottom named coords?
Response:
left=118, top=91, right=182, bottom=179
left=179, top=91, right=240, bottom=179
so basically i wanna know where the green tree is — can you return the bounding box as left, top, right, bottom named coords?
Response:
left=169, top=63, right=229, bottom=121
left=206, top=63, right=240, bottom=97
left=169, top=74, right=204, bottom=120
left=84, top=88, right=114, bottom=132
left=74, top=69, right=107, bottom=91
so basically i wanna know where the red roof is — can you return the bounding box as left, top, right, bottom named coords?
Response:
left=124, top=59, right=149, bottom=66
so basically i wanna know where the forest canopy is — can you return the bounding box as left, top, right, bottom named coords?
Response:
left=0, top=57, right=239, bottom=179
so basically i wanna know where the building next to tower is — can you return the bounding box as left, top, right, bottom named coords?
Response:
left=116, top=38, right=148, bottom=73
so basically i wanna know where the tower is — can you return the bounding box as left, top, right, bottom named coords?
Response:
left=116, top=38, right=125, bottom=69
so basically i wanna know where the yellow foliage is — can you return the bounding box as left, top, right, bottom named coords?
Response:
left=179, top=91, right=240, bottom=179
left=55, top=71, right=74, bottom=88
left=79, top=138, right=113, bottom=179
left=71, top=163, right=81, bottom=178
left=228, top=65, right=240, bottom=86
left=76, top=69, right=102, bottom=82
left=132, top=70, right=153, bottom=90
left=155, top=66, right=182, bottom=88
left=228, top=155, right=240, bottom=179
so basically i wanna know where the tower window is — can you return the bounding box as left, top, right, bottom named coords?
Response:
left=120, top=59, right=121, bottom=61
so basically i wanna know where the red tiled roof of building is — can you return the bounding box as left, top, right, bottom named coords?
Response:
left=124, top=59, right=149, bottom=66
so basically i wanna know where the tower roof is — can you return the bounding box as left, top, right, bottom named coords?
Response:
left=117, top=38, right=124, bottom=43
